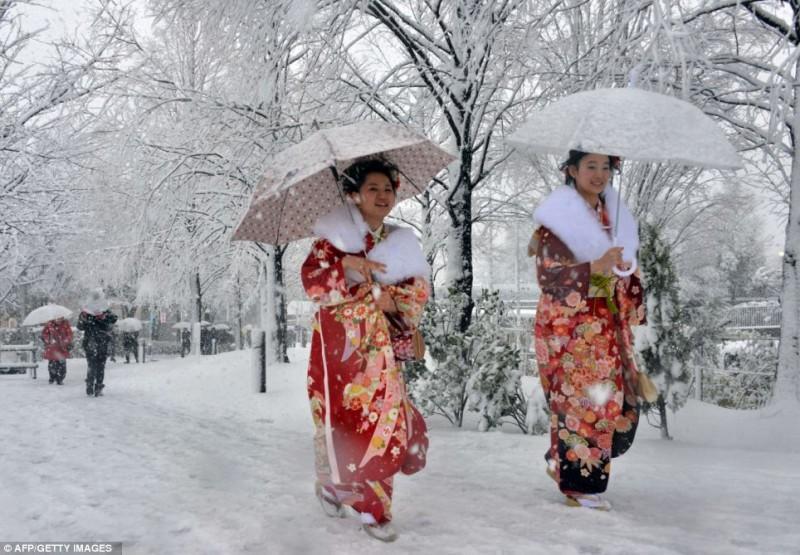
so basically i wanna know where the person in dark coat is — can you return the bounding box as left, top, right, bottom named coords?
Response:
left=41, top=317, right=73, bottom=385
left=76, top=290, right=118, bottom=397
left=180, top=328, right=191, bottom=357
left=122, top=331, right=139, bottom=363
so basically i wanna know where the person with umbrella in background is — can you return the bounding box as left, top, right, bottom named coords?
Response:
left=181, top=327, right=191, bottom=357
left=528, top=151, right=646, bottom=510
left=301, top=158, right=431, bottom=542
left=41, top=317, right=73, bottom=385
left=77, top=289, right=118, bottom=397
left=122, top=330, right=139, bottom=363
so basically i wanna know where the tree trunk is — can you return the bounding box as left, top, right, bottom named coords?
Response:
left=273, top=245, right=289, bottom=363
left=657, top=397, right=672, bottom=440
left=235, top=273, right=243, bottom=350
left=191, top=271, right=202, bottom=356
left=447, top=157, right=475, bottom=332
left=259, top=249, right=275, bottom=365
left=421, top=190, right=436, bottom=302
left=775, top=55, right=800, bottom=404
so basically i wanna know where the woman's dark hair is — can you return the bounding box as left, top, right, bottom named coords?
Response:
left=340, top=158, right=399, bottom=195
left=559, top=150, right=621, bottom=186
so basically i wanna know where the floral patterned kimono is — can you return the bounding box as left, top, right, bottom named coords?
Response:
left=301, top=204, right=430, bottom=524
left=532, top=185, right=646, bottom=496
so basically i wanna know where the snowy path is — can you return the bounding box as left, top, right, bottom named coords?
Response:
left=1, top=350, right=798, bottom=554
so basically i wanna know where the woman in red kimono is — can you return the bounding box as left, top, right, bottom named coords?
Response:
left=531, top=150, right=646, bottom=511
left=42, top=317, right=73, bottom=385
left=301, top=158, right=430, bottom=542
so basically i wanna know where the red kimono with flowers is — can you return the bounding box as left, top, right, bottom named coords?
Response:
left=302, top=232, right=429, bottom=524
left=534, top=225, right=646, bottom=495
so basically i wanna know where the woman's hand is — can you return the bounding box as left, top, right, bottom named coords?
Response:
left=342, top=255, right=387, bottom=281
left=591, top=247, right=624, bottom=275
left=374, top=287, right=398, bottom=313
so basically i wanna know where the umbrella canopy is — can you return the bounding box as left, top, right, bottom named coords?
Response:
left=232, top=120, right=455, bottom=245
left=22, top=304, right=72, bottom=326
left=212, top=323, right=231, bottom=331
left=117, top=318, right=143, bottom=333
left=507, top=88, right=742, bottom=170
left=171, top=322, right=191, bottom=330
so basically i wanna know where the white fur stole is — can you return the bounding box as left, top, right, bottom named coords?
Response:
left=533, top=185, right=639, bottom=266
left=312, top=203, right=430, bottom=285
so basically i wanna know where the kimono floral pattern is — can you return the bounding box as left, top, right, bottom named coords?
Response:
left=534, top=225, right=645, bottom=495
left=302, top=233, right=429, bottom=523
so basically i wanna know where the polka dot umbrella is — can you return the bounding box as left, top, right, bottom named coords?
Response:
left=232, top=121, right=455, bottom=246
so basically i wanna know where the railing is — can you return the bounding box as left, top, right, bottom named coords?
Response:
left=723, top=301, right=781, bottom=330
left=0, top=343, right=39, bottom=378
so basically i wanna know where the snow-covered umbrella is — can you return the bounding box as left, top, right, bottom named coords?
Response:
left=212, top=323, right=231, bottom=331
left=117, top=318, right=143, bottom=333
left=22, top=304, right=72, bottom=326
left=508, top=87, right=742, bottom=275
left=507, top=87, right=742, bottom=170
left=232, top=120, right=455, bottom=245
left=171, top=322, right=191, bottom=330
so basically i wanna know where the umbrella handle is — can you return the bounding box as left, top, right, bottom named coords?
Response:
left=613, top=259, right=637, bottom=278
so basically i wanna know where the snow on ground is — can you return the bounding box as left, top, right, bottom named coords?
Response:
left=1, top=350, right=798, bottom=554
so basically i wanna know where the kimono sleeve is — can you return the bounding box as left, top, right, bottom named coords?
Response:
left=617, top=270, right=647, bottom=326
left=534, top=226, right=590, bottom=301
left=301, top=239, right=352, bottom=306
left=387, top=277, right=430, bottom=330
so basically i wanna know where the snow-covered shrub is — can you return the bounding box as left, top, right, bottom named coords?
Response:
left=703, top=338, right=778, bottom=409
left=523, top=377, right=550, bottom=435
left=408, top=288, right=473, bottom=427
left=408, top=288, right=528, bottom=431
left=466, top=290, right=524, bottom=431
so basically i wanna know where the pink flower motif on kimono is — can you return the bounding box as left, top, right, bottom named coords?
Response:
left=573, top=444, right=591, bottom=460
left=566, top=414, right=581, bottom=431
left=535, top=337, right=549, bottom=361
left=565, top=291, right=582, bottom=308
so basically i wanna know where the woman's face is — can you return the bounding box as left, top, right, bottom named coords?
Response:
left=569, top=153, right=612, bottom=198
left=353, top=172, right=396, bottom=222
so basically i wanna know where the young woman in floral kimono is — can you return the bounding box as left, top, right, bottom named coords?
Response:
left=301, top=159, right=430, bottom=542
left=531, top=150, right=646, bottom=511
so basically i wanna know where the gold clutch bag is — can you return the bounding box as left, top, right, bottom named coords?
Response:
left=636, top=372, right=659, bottom=403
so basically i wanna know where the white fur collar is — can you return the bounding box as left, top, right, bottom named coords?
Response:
left=533, top=185, right=639, bottom=265
left=313, top=203, right=430, bottom=285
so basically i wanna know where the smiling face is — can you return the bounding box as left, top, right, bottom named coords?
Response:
left=568, top=153, right=612, bottom=200
left=352, top=171, right=397, bottom=224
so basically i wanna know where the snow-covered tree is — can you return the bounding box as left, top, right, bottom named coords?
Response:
left=636, top=223, right=691, bottom=439
left=0, top=0, right=130, bottom=313
left=343, top=0, right=556, bottom=331
left=679, top=1, right=800, bottom=403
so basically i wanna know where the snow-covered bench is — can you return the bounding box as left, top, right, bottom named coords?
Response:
left=0, top=343, right=39, bottom=378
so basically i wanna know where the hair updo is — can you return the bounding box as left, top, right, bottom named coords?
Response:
left=559, top=150, right=621, bottom=186
left=340, top=158, right=400, bottom=195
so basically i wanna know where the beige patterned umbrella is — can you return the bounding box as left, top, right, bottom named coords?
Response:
left=232, top=121, right=455, bottom=245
